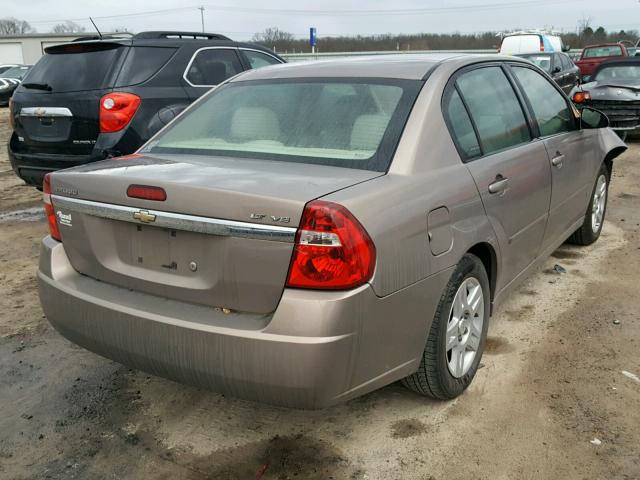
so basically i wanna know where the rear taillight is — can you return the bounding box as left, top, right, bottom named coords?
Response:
left=8, top=97, right=15, bottom=130
left=539, top=38, right=544, bottom=52
left=286, top=200, right=376, bottom=290
left=99, top=92, right=141, bottom=133
left=43, top=173, right=61, bottom=241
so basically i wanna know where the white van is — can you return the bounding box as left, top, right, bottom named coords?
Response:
left=499, top=33, right=568, bottom=54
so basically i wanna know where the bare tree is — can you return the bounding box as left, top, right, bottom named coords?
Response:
left=51, top=21, right=85, bottom=34
left=0, top=17, right=34, bottom=35
left=252, top=27, right=295, bottom=44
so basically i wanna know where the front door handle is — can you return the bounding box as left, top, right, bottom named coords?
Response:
left=488, top=176, right=509, bottom=194
left=551, top=153, right=565, bottom=167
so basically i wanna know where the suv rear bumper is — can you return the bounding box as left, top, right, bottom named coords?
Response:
left=8, top=145, right=106, bottom=187
left=38, top=236, right=451, bottom=408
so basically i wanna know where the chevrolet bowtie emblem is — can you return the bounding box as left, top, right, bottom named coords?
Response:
left=133, top=210, right=156, bottom=223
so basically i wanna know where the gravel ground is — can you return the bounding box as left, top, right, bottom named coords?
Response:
left=0, top=107, right=639, bottom=479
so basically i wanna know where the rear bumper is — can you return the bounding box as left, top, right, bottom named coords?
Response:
left=8, top=142, right=106, bottom=187
left=38, top=237, right=452, bottom=408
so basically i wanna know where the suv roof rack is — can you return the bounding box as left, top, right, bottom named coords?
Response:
left=133, top=31, right=231, bottom=41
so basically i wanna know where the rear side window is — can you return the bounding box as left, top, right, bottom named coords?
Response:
left=185, top=48, right=243, bottom=86
left=455, top=67, right=531, bottom=155
left=115, top=46, right=176, bottom=87
left=242, top=50, right=281, bottom=69
left=443, top=88, right=481, bottom=160
left=512, top=66, right=575, bottom=137
left=25, top=44, right=124, bottom=93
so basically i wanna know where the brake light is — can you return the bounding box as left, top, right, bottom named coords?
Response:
left=43, top=173, right=61, bottom=241
left=539, top=37, right=544, bottom=52
left=8, top=97, right=14, bottom=130
left=127, top=184, right=167, bottom=201
left=286, top=200, right=376, bottom=290
left=573, top=91, right=591, bottom=103
left=99, top=92, right=141, bottom=133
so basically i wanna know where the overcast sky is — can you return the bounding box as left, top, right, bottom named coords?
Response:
left=4, top=0, right=637, bottom=41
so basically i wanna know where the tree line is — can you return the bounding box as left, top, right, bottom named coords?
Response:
left=253, top=26, right=640, bottom=53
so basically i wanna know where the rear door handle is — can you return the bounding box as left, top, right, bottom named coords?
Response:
left=551, top=153, right=565, bottom=167
left=488, top=176, right=509, bottom=194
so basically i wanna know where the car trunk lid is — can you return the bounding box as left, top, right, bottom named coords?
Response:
left=49, top=154, right=382, bottom=313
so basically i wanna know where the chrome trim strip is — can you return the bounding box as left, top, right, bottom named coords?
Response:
left=20, top=107, right=73, bottom=117
left=51, top=195, right=297, bottom=243
left=181, top=46, right=284, bottom=88
left=182, top=46, right=238, bottom=88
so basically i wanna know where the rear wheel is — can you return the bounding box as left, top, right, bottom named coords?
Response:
left=568, top=163, right=609, bottom=246
left=402, top=254, right=490, bottom=400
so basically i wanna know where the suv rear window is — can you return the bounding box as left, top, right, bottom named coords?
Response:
left=25, top=43, right=125, bottom=93
left=146, top=79, right=422, bottom=172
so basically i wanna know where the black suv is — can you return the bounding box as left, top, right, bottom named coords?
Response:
left=8, top=31, right=284, bottom=186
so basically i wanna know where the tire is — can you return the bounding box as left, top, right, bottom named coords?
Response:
left=402, top=253, right=490, bottom=400
left=568, top=163, right=610, bottom=246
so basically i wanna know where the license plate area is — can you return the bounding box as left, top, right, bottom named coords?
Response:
left=21, top=116, right=72, bottom=142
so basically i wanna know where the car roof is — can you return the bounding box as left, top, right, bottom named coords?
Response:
left=57, top=32, right=279, bottom=57
left=583, top=43, right=625, bottom=48
left=231, top=54, right=531, bottom=81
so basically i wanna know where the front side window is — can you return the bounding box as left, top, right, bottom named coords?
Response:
left=185, top=49, right=243, bottom=86
left=147, top=79, right=422, bottom=172
left=242, top=50, right=281, bottom=69
left=455, top=67, right=531, bottom=155
left=512, top=66, right=574, bottom=137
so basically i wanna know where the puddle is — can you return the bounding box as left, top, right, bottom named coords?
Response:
left=390, top=418, right=427, bottom=439
left=0, top=207, right=44, bottom=223
left=485, top=336, right=516, bottom=355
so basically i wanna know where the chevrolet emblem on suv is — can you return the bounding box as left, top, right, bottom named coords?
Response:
left=133, top=210, right=156, bottom=223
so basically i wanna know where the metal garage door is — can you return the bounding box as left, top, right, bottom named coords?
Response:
left=0, top=43, right=24, bottom=64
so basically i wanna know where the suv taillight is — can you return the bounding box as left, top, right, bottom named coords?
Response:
left=43, top=173, right=61, bottom=241
left=286, top=200, right=376, bottom=290
left=99, top=92, right=141, bottom=133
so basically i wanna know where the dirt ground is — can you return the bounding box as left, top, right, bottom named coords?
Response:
left=0, top=107, right=638, bottom=480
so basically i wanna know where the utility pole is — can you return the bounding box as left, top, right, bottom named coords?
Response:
left=198, top=6, right=205, bottom=33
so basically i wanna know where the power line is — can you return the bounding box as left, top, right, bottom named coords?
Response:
left=25, top=0, right=590, bottom=25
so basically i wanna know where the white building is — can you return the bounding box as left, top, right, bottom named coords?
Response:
left=0, top=34, right=98, bottom=65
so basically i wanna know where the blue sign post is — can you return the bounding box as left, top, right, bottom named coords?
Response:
left=310, top=27, right=317, bottom=54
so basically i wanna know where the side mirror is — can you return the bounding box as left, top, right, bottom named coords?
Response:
left=580, top=107, right=609, bottom=129
left=562, top=45, right=571, bottom=52
left=552, top=66, right=561, bottom=74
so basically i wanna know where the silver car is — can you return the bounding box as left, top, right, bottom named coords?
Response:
left=39, top=54, right=625, bottom=408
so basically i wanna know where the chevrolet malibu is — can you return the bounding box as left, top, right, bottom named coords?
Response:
left=39, top=55, right=626, bottom=408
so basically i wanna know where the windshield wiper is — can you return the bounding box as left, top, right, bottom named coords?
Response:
left=21, top=82, right=52, bottom=91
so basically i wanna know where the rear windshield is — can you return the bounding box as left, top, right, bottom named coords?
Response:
left=24, top=43, right=124, bottom=93
left=583, top=46, right=623, bottom=58
left=519, top=54, right=552, bottom=72
left=595, top=65, right=640, bottom=82
left=145, top=79, right=422, bottom=172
